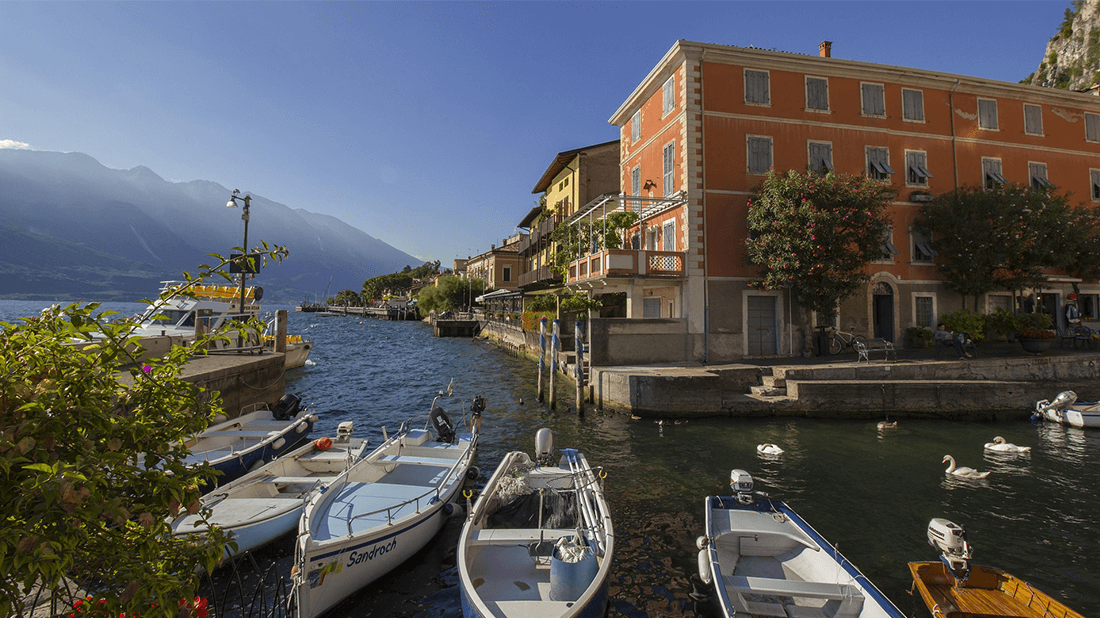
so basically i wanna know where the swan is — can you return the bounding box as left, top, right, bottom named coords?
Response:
left=984, top=436, right=1031, bottom=453
left=757, top=443, right=784, bottom=455
left=877, top=420, right=898, bottom=430
left=942, top=455, right=990, bottom=479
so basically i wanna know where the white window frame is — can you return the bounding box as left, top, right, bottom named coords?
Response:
left=866, top=146, right=894, bottom=181
left=502, top=266, right=511, bottom=282
left=902, top=88, right=925, bottom=123
left=1029, top=161, right=1053, bottom=190
left=631, top=110, right=641, bottom=144
left=804, top=76, right=830, bottom=112
left=1023, top=104, right=1043, bottom=136
left=746, top=135, right=773, bottom=175
left=905, top=149, right=931, bottom=187
left=860, top=82, right=886, bottom=118
left=807, top=140, right=834, bottom=175
left=982, top=157, right=1006, bottom=190
left=913, top=294, right=937, bottom=330
left=977, top=98, right=999, bottom=131
left=662, top=219, right=676, bottom=251
left=910, top=227, right=936, bottom=264
left=744, top=68, right=771, bottom=106
left=662, top=75, right=675, bottom=117
left=662, top=141, right=675, bottom=196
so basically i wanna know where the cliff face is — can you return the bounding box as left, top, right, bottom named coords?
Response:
left=1029, top=0, right=1100, bottom=91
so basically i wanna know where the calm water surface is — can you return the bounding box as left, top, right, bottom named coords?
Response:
left=2, top=300, right=1098, bottom=617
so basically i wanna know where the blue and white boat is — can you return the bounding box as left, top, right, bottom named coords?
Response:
left=171, top=421, right=369, bottom=558
left=697, top=470, right=905, bottom=618
left=457, top=429, right=614, bottom=618
left=1033, top=391, right=1100, bottom=428
left=291, top=387, right=480, bottom=618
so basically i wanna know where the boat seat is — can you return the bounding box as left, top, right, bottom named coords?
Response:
left=269, top=476, right=337, bottom=485
left=467, top=528, right=577, bottom=546
left=376, top=455, right=455, bottom=466
left=724, top=576, right=864, bottom=618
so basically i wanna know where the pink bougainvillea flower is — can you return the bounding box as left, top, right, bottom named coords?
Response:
left=141, top=364, right=151, bottom=373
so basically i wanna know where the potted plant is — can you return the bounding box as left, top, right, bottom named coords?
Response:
left=1016, top=328, right=1057, bottom=354
left=986, top=308, right=1022, bottom=343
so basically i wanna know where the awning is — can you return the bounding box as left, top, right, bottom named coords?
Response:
left=475, top=289, right=522, bottom=303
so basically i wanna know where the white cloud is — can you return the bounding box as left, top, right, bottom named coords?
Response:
left=0, top=139, right=32, bottom=150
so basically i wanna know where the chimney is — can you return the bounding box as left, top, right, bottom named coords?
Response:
left=819, top=41, right=832, bottom=58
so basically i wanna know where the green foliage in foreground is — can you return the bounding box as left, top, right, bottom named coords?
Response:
left=0, top=245, right=287, bottom=617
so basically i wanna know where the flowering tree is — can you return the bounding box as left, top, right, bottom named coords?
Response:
left=746, top=170, right=892, bottom=355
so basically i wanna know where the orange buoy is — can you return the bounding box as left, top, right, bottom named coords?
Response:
left=315, top=436, right=333, bottom=450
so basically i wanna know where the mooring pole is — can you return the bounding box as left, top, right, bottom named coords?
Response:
left=575, top=320, right=585, bottom=417
left=537, top=317, right=547, bottom=402
left=549, top=318, right=560, bottom=410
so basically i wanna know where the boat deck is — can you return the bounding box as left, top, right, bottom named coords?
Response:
left=467, top=544, right=579, bottom=618
left=908, top=562, right=1084, bottom=618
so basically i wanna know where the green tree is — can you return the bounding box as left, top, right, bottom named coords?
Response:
left=746, top=169, right=892, bottom=355
left=331, top=289, right=363, bottom=307
left=547, top=209, right=640, bottom=278
left=416, top=276, right=484, bottom=314
left=0, top=246, right=286, bottom=618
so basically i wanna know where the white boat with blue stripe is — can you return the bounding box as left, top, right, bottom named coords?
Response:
left=1033, top=390, right=1100, bottom=428
left=697, top=470, right=905, bottom=618
left=291, top=387, right=481, bottom=618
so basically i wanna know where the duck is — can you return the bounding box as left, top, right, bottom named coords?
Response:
left=877, top=420, right=898, bottom=430
left=942, top=455, right=991, bottom=479
left=757, top=443, right=784, bottom=455
left=984, top=436, right=1031, bottom=453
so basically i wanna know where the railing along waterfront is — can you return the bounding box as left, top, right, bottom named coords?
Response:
left=567, top=249, right=685, bottom=282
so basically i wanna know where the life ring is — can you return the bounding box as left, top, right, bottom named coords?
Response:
left=315, top=437, right=333, bottom=451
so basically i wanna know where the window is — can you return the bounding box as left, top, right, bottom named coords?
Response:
left=866, top=147, right=894, bottom=180
left=879, top=226, right=899, bottom=261
left=861, top=83, right=885, bottom=117
left=645, top=227, right=658, bottom=251
left=745, top=69, right=770, bottom=105
left=662, top=142, right=675, bottom=196
left=662, top=219, right=676, bottom=251
left=914, top=295, right=936, bottom=329
left=502, top=266, right=511, bottom=282
left=988, top=295, right=1013, bottom=313
left=643, top=297, right=661, bottom=318
left=1087, top=113, right=1100, bottom=142
left=805, top=76, right=829, bottom=111
left=911, top=227, right=936, bottom=263
left=1029, top=162, right=1054, bottom=190
left=902, top=88, right=925, bottom=122
left=662, top=76, right=675, bottom=116
left=808, top=141, right=833, bottom=175
left=631, top=166, right=640, bottom=195
left=1081, top=294, right=1100, bottom=320
left=977, top=98, right=998, bottom=130
left=906, top=150, right=932, bottom=186
left=1024, top=104, right=1043, bottom=135
left=1092, top=169, right=1100, bottom=201
left=747, top=136, right=773, bottom=174
left=631, top=110, right=641, bottom=144
left=982, top=158, right=1006, bottom=190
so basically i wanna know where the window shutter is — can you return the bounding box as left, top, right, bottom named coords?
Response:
left=979, top=99, right=998, bottom=130
left=1025, top=105, right=1043, bottom=134
left=632, top=167, right=640, bottom=195
left=663, top=143, right=674, bottom=196
left=748, top=137, right=771, bottom=173
left=746, top=70, right=769, bottom=104
left=1088, top=114, right=1100, bottom=142
left=903, top=90, right=924, bottom=121
left=663, top=77, right=674, bottom=115
left=862, top=84, right=884, bottom=116
left=807, top=78, right=828, bottom=110
left=631, top=111, right=640, bottom=144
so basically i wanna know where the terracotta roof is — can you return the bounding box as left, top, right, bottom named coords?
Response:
left=531, top=139, right=619, bottom=194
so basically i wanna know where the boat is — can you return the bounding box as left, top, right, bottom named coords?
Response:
left=457, top=428, right=614, bottom=618
left=185, top=394, right=317, bottom=490
left=262, top=314, right=314, bottom=369
left=697, top=470, right=905, bottom=618
left=291, top=385, right=481, bottom=618
left=908, top=518, right=1084, bottom=618
left=171, top=421, right=369, bottom=558
left=1033, top=391, right=1100, bottom=428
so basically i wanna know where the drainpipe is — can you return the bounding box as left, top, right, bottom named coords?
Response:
left=949, top=79, right=961, bottom=190
left=700, top=49, right=710, bottom=363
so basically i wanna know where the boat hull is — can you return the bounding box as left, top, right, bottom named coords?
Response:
left=186, top=409, right=317, bottom=490
left=908, top=561, right=1084, bottom=618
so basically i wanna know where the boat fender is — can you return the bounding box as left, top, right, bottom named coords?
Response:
left=273, top=438, right=285, bottom=450
left=695, top=535, right=709, bottom=550
left=443, top=501, right=464, bottom=518
left=211, top=414, right=228, bottom=425
left=466, top=466, right=480, bottom=481
left=315, top=437, right=333, bottom=451
left=441, top=502, right=454, bottom=517
left=697, top=549, right=712, bottom=585
left=295, top=423, right=308, bottom=433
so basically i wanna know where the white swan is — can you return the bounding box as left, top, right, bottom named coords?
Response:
left=877, top=420, right=898, bottom=430
left=757, top=443, right=784, bottom=455
left=942, top=455, right=990, bottom=479
left=984, top=436, right=1031, bottom=453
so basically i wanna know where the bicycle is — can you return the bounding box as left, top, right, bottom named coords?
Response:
left=828, top=328, right=865, bottom=355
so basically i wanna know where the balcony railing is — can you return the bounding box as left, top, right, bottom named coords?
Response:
left=566, top=249, right=685, bottom=283
left=519, top=265, right=560, bottom=288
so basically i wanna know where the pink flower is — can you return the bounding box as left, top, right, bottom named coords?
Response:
left=141, top=365, right=151, bottom=373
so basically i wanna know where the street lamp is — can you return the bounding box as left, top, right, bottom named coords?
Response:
left=226, top=189, right=252, bottom=320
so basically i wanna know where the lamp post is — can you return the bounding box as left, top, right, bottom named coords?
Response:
left=226, top=189, right=252, bottom=317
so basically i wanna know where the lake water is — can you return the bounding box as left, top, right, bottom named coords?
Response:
left=2, top=299, right=1098, bottom=617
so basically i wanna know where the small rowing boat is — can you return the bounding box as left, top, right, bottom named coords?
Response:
left=1033, top=391, right=1100, bottom=428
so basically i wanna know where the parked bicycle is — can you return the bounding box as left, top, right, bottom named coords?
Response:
left=828, top=328, right=865, bottom=355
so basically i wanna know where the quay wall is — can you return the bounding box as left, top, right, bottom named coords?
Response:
left=119, top=352, right=285, bottom=416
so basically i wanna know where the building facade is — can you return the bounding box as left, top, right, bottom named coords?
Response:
left=467, top=233, right=524, bottom=293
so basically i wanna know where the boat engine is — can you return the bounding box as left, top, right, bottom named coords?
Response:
left=272, top=393, right=302, bottom=421
left=429, top=406, right=456, bottom=444
left=927, top=518, right=972, bottom=580
left=1034, top=390, right=1076, bottom=422
left=730, top=469, right=755, bottom=505
left=336, top=421, right=354, bottom=442
left=535, top=428, right=555, bottom=466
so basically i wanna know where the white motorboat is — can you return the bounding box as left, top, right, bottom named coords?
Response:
left=1033, top=391, right=1100, bottom=428
left=291, top=388, right=480, bottom=618
left=171, top=421, right=369, bottom=558
left=184, top=394, right=317, bottom=490
left=457, top=429, right=614, bottom=618
left=697, top=470, right=905, bottom=618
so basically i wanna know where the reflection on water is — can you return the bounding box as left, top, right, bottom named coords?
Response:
left=1, top=299, right=1098, bottom=617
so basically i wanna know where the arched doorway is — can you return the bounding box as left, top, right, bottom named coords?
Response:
left=872, top=282, right=895, bottom=342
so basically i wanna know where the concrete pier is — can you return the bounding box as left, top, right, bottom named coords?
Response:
left=118, top=351, right=285, bottom=416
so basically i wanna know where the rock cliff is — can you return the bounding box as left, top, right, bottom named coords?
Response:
left=1029, top=0, right=1100, bottom=91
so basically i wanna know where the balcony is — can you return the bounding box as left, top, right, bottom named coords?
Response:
left=567, top=249, right=685, bottom=283
left=519, top=265, right=560, bottom=288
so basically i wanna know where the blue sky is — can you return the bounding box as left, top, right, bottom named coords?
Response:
left=0, top=1, right=1065, bottom=266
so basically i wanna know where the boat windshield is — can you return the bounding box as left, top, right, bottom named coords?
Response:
left=140, top=310, right=194, bottom=327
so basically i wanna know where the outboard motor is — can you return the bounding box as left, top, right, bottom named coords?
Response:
left=1034, top=390, right=1077, bottom=422
left=429, top=406, right=456, bottom=444
left=730, top=469, right=755, bottom=505
left=470, top=395, right=485, bottom=433
left=272, top=393, right=301, bottom=421
left=253, top=286, right=264, bottom=302
left=336, top=421, right=354, bottom=442
left=535, top=428, right=555, bottom=466
left=928, top=518, right=972, bottom=580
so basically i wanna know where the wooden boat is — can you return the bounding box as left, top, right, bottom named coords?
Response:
left=185, top=394, right=316, bottom=490
left=1033, top=391, right=1100, bottom=428
left=909, top=519, right=1084, bottom=618
left=697, top=470, right=905, bottom=618
left=292, top=388, right=480, bottom=618
left=171, top=421, right=368, bottom=558
left=457, top=428, right=614, bottom=618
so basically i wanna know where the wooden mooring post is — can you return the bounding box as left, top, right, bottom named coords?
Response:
left=549, top=318, right=559, bottom=410
left=575, top=320, right=585, bottom=417
left=537, top=317, right=547, bottom=402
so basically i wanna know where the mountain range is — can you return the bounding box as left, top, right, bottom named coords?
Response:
left=0, top=149, right=418, bottom=302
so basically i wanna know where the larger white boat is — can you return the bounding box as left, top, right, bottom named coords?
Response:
left=457, top=429, right=614, bottom=618
left=697, top=470, right=905, bottom=618
left=291, top=388, right=480, bottom=618
left=1033, top=391, right=1100, bottom=428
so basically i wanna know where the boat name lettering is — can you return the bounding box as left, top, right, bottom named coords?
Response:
left=347, top=539, right=397, bottom=567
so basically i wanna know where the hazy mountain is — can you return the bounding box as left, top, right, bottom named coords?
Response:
left=1027, top=0, right=1100, bottom=90
left=0, top=149, right=419, bottom=302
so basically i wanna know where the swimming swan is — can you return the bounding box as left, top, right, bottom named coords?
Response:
left=757, top=443, right=784, bottom=455
left=983, top=436, right=1031, bottom=453
left=877, top=420, right=898, bottom=430
left=942, top=455, right=990, bottom=479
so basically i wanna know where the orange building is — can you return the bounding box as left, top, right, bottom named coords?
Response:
left=568, top=39, right=1100, bottom=362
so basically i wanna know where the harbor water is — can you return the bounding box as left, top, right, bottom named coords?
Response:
left=2, top=300, right=1098, bottom=617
